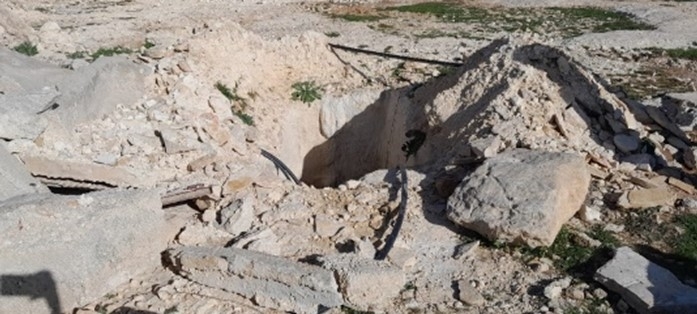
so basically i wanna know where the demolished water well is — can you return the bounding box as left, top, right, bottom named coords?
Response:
left=300, top=37, right=642, bottom=189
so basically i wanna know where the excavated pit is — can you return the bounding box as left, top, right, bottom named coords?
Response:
left=298, top=37, right=645, bottom=188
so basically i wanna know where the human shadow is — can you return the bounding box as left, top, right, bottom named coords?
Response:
left=1, top=270, right=61, bottom=314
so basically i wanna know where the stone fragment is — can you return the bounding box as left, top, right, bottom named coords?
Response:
left=645, top=106, right=690, bottom=143
left=613, top=134, right=640, bottom=154
left=314, top=214, right=342, bottom=237
left=685, top=148, right=697, bottom=170
left=447, top=149, right=590, bottom=247
left=20, top=155, right=138, bottom=188
left=166, top=246, right=342, bottom=314
left=229, top=228, right=281, bottom=256
left=616, top=188, right=675, bottom=209
left=456, top=280, right=486, bottom=306
left=176, top=223, right=231, bottom=246
left=578, top=205, right=601, bottom=222
left=470, top=136, right=501, bottom=158
left=93, top=153, right=118, bottom=166
left=595, top=246, right=697, bottom=314
left=453, top=240, right=480, bottom=260
left=0, top=143, right=47, bottom=201
left=0, top=189, right=172, bottom=314
left=144, top=46, right=167, bottom=59
left=604, top=223, right=625, bottom=233
left=544, top=277, right=572, bottom=300
left=319, top=254, right=406, bottom=312
left=219, top=197, right=255, bottom=237
left=666, top=177, right=697, bottom=194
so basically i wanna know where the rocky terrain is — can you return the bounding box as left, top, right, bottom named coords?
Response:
left=1, top=0, right=697, bottom=313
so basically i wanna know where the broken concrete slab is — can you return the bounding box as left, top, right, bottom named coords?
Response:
left=19, top=155, right=139, bottom=189
left=447, top=149, right=590, bottom=247
left=0, top=143, right=47, bottom=201
left=616, top=188, right=675, bottom=209
left=0, top=189, right=170, bottom=314
left=166, top=246, right=343, bottom=314
left=318, top=253, right=406, bottom=312
left=595, top=246, right=697, bottom=314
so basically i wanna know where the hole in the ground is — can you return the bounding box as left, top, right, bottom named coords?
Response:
left=47, top=186, right=95, bottom=195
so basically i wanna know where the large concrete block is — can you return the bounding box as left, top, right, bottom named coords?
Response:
left=0, top=189, right=169, bottom=314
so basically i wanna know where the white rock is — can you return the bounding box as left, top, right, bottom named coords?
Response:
left=543, top=277, right=572, bottom=299
left=579, top=205, right=601, bottom=222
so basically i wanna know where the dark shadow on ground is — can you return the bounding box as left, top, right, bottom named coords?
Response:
left=1, top=270, right=61, bottom=314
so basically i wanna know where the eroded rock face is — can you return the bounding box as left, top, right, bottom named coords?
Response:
left=446, top=149, right=590, bottom=247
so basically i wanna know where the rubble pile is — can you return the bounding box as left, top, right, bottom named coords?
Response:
left=1, top=16, right=697, bottom=314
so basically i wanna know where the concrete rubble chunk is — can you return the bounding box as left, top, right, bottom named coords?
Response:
left=166, top=246, right=343, bottom=314
left=0, top=189, right=171, bottom=314
left=0, top=144, right=48, bottom=201
left=219, top=197, right=255, bottom=237
left=54, top=56, right=147, bottom=126
left=447, top=149, right=590, bottom=247
left=20, top=155, right=139, bottom=188
left=616, top=188, right=675, bottom=209
left=595, top=246, right=697, bottom=314
left=318, top=253, right=406, bottom=312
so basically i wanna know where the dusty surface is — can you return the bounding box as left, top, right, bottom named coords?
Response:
left=1, top=0, right=697, bottom=314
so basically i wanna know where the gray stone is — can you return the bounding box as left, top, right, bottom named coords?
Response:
left=319, top=253, right=406, bottom=312
left=0, top=143, right=47, bottom=201
left=470, top=136, right=501, bottom=158
left=645, top=106, right=690, bottom=143
left=595, top=246, right=697, bottom=314
left=447, top=149, right=590, bottom=247
left=0, top=189, right=171, bottom=314
left=456, top=280, right=486, bottom=306
left=166, top=246, right=343, bottom=314
left=219, top=197, right=255, bottom=237
left=54, top=56, right=147, bottom=126
left=613, top=134, right=640, bottom=154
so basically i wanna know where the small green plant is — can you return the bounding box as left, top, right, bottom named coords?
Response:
left=143, top=39, right=155, bottom=49
left=164, top=306, right=179, bottom=314
left=66, top=51, right=87, bottom=59
left=401, top=281, right=417, bottom=292
left=91, top=46, right=132, bottom=60
left=235, top=111, right=255, bottom=126
left=13, top=41, right=38, bottom=56
left=522, top=227, right=595, bottom=271
left=215, top=81, right=248, bottom=108
left=291, top=81, right=322, bottom=105
left=332, top=14, right=384, bottom=22
left=676, top=214, right=697, bottom=261
left=341, top=305, right=373, bottom=314
left=324, top=31, right=340, bottom=38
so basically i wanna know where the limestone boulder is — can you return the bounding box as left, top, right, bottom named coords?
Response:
left=447, top=149, right=590, bottom=247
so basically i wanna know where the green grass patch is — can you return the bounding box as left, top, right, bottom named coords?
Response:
left=523, top=227, right=596, bottom=271
left=13, top=41, right=38, bottom=56
left=143, top=39, right=155, bottom=49
left=676, top=214, right=697, bottom=261
left=547, top=7, right=655, bottom=32
left=649, top=47, right=697, bottom=60
left=291, top=81, right=322, bottom=105
left=91, top=46, right=132, bottom=60
left=386, top=2, right=490, bottom=23
left=234, top=111, right=254, bottom=126
left=333, top=14, right=384, bottom=22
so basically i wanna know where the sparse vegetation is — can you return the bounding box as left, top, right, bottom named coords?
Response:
left=164, top=305, right=179, bottom=314
left=215, top=81, right=254, bottom=126
left=13, top=41, right=38, bottom=56
left=548, top=7, right=655, bottom=33
left=332, top=14, right=384, bottom=22
left=324, top=31, right=340, bottom=38
left=649, top=47, right=697, bottom=60
left=91, top=46, right=132, bottom=60
left=386, top=2, right=490, bottom=23
left=67, top=51, right=87, bottom=59
left=291, top=81, right=322, bottom=105
left=143, top=39, right=156, bottom=49
left=676, top=214, right=697, bottom=261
